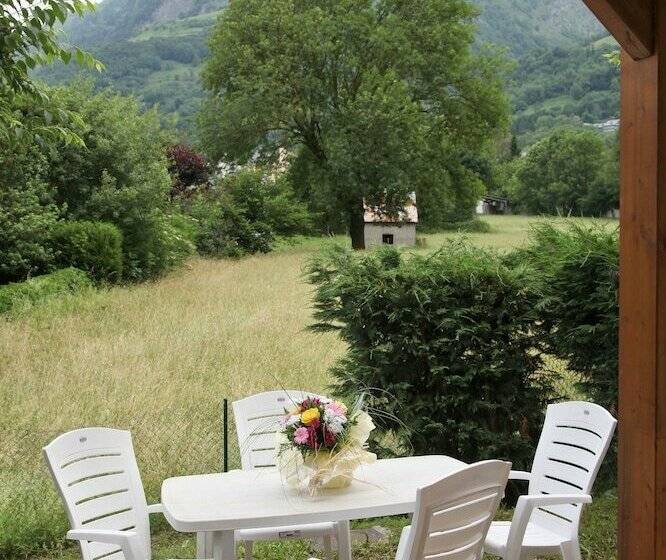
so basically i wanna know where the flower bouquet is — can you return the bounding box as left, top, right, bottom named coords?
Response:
left=275, top=395, right=376, bottom=493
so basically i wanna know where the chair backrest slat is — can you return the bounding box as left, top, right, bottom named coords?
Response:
left=233, top=390, right=326, bottom=470
left=43, top=428, right=151, bottom=560
left=401, top=460, right=511, bottom=560
left=528, top=401, right=617, bottom=539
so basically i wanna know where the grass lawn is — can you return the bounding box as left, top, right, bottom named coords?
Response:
left=0, top=215, right=618, bottom=560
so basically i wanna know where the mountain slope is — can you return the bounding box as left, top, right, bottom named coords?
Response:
left=38, top=0, right=617, bottom=144
left=474, top=0, right=604, bottom=54
left=64, top=0, right=227, bottom=47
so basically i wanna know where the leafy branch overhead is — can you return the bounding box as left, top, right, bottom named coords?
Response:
left=0, top=0, right=101, bottom=145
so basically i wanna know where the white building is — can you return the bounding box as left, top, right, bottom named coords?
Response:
left=363, top=193, right=418, bottom=248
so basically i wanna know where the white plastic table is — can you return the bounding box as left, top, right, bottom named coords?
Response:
left=161, top=455, right=466, bottom=560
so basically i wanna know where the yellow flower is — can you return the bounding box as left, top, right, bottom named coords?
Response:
left=301, top=407, right=321, bottom=425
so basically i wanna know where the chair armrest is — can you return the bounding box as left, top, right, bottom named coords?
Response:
left=504, top=494, right=592, bottom=559
left=519, top=494, right=592, bottom=508
left=67, top=529, right=144, bottom=560
left=147, top=503, right=164, bottom=514
left=508, top=470, right=532, bottom=481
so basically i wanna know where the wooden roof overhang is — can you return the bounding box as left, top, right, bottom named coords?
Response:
left=580, top=1, right=663, bottom=558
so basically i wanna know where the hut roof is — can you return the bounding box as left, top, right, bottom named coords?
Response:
left=363, top=192, right=418, bottom=224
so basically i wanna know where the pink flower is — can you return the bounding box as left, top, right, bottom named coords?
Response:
left=326, top=402, right=347, bottom=417
left=294, top=427, right=309, bottom=445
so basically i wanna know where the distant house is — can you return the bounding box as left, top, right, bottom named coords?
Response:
left=476, top=195, right=510, bottom=215
left=363, top=193, right=418, bottom=248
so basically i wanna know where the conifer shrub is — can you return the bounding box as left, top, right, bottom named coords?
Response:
left=515, top=222, right=619, bottom=413
left=515, top=222, right=619, bottom=488
left=306, top=243, right=554, bottom=467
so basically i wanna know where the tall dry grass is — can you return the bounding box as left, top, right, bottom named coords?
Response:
left=0, top=250, right=344, bottom=554
left=0, top=215, right=616, bottom=556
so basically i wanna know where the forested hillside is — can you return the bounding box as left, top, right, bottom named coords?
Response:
left=38, top=0, right=227, bottom=134
left=511, top=38, right=619, bottom=146
left=64, top=0, right=228, bottom=46
left=474, top=0, right=603, bottom=54
left=37, top=0, right=618, bottom=145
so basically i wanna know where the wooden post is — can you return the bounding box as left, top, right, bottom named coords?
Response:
left=617, top=5, right=664, bottom=557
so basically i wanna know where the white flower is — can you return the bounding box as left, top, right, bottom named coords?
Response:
left=348, top=411, right=375, bottom=445
left=323, top=409, right=347, bottom=435
left=327, top=417, right=346, bottom=435
left=285, top=415, right=300, bottom=427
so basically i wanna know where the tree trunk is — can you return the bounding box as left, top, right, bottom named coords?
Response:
left=349, top=204, right=365, bottom=250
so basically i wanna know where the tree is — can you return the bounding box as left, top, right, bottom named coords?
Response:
left=511, top=128, right=614, bottom=215
left=0, top=150, right=60, bottom=283
left=201, top=0, right=509, bottom=248
left=0, top=0, right=99, bottom=146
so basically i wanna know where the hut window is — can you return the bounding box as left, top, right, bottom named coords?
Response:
left=382, top=234, right=394, bottom=245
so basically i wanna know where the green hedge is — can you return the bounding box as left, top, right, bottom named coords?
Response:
left=515, top=222, right=619, bottom=413
left=306, top=244, right=555, bottom=468
left=516, top=222, right=619, bottom=488
left=51, top=220, right=123, bottom=283
left=0, top=268, right=93, bottom=314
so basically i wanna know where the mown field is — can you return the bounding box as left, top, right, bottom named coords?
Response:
left=0, top=215, right=618, bottom=560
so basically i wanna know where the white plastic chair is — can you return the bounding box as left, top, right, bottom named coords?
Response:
left=43, top=427, right=177, bottom=560
left=310, top=460, right=511, bottom=560
left=232, top=390, right=347, bottom=560
left=484, top=401, right=617, bottom=560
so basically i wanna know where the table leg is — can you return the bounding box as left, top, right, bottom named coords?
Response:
left=212, top=530, right=236, bottom=560
left=336, top=520, right=352, bottom=560
left=196, top=532, right=213, bottom=559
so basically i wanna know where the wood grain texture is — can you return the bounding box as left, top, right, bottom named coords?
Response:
left=656, top=5, right=666, bottom=556
left=618, top=48, right=657, bottom=559
left=617, top=1, right=665, bottom=553
left=583, top=0, right=654, bottom=59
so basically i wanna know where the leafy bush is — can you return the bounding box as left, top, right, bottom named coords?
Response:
left=0, top=268, right=92, bottom=314
left=0, top=143, right=59, bottom=284
left=83, top=170, right=195, bottom=281
left=223, top=169, right=314, bottom=237
left=185, top=169, right=314, bottom=259
left=189, top=190, right=273, bottom=258
left=45, top=82, right=193, bottom=281
left=167, top=144, right=209, bottom=199
left=306, top=243, right=554, bottom=468
left=0, top=182, right=60, bottom=285
left=514, top=222, right=619, bottom=488
left=51, top=221, right=123, bottom=283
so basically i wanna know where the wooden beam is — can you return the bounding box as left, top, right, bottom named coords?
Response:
left=618, top=2, right=665, bottom=555
left=583, top=0, right=654, bottom=60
